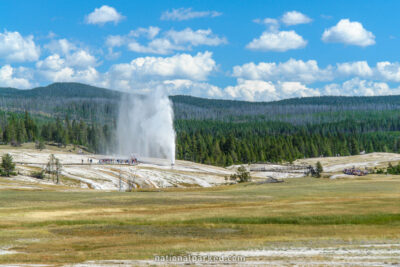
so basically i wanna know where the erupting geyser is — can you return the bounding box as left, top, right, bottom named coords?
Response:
left=116, top=90, right=176, bottom=164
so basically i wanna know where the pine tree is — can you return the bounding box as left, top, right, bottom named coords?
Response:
left=350, top=138, right=360, bottom=155
left=316, top=161, right=323, bottom=178
left=1, top=153, right=15, bottom=177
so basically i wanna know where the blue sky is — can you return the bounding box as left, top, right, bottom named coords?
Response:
left=1, top=0, right=400, bottom=101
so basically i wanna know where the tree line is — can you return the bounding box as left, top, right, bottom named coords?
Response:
left=0, top=111, right=114, bottom=153
left=175, top=119, right=400, bottom=166
left=1, top=110, right=400, bottom=167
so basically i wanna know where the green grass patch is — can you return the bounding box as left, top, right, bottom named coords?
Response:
left=185, top=213, right=400, bottom=225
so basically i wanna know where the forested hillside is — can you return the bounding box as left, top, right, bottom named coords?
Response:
left=1, top=82, right=400, bottom=166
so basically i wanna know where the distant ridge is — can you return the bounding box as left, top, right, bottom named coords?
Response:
left=171, top=94, right=400, bottom=107
left=0, top=82, right=121, bottom=98
left=2, top=82, right=400, bottom=105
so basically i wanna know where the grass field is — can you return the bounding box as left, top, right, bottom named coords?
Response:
left=0, top=175, right=399, bottom=265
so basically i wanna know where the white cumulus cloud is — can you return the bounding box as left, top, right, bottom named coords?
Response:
left=233, top=59, right=332, bottom=83
left=85, top=5, right=125, bottom=25
left=227, top=59, right=400, bottom=100
left=127, top=38, right=184, bottom=55
left=106, top=27, right=227, bottom=55
left=376, top=61, right=400, bottom=82
left=336, top=61, right=373, bottom=77
left=130, top=27, right=161, bottom=39
left=224, top=79, right=320, bottom=101
left=323, top=78, right=395, bottom=96
left=322, top=19, right=375, bottom=46
left=66, top=50, right=97, bottom=68
left=44, top=39, right=76, bottom=55
left=163, top=79, right=223, bottom=98
left=36, top=53, right=100, bottom=84
left=166, top=28, right=227, bottom=46
left=246, top=30, right=307, bottom=52
left=225, top=79, right=277, bottom=101
left=281, top=11, right=312, bottom=26
left=42, top=39, right=98, bottom=67
left=232, top=59, right=400, bottom=85
left=0, top=65, right=32, bottom=88
left=279, top=81, right=320, bottom=98
left=0, top=31, right=40, bottom=62
left=101, top=52, right=217, bottom=92
left=36, top=54, right=65, bottom=70
left=36, top=39, right=99, bottom=84
left=161, top=7, right=221, bottom=21
left=109, top=51, right=215, bottom=81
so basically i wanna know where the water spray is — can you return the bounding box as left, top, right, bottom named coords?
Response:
left=116, top=90, right=176, bottom=165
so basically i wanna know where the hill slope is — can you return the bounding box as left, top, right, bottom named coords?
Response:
left=1, top=82, right=400, bottom=123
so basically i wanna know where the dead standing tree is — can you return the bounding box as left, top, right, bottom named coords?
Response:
left=55, top=158, right=62, bottom=184
left=46, top=154, right=63, bottom=184
left=46, top=154, right=56, bottom=182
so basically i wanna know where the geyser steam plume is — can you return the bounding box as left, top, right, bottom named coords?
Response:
left=116, top=90, right=176, bottom=164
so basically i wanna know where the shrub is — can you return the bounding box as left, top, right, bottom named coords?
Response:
left=230, top=165, right=251, bottom=183
left=386, top=162, right=400, bottom=175
left=35, top=140, right=45, bottom=150
left=376, top=168, right=385, bottom=174
left=310, top=161, right=324, bottom=178
left=31, top=170, right=45, bottom=179
left=10, top=140, right=20, bottom=147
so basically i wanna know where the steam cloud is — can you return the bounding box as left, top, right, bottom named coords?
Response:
left=116, top=90, right=176, bottom=164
